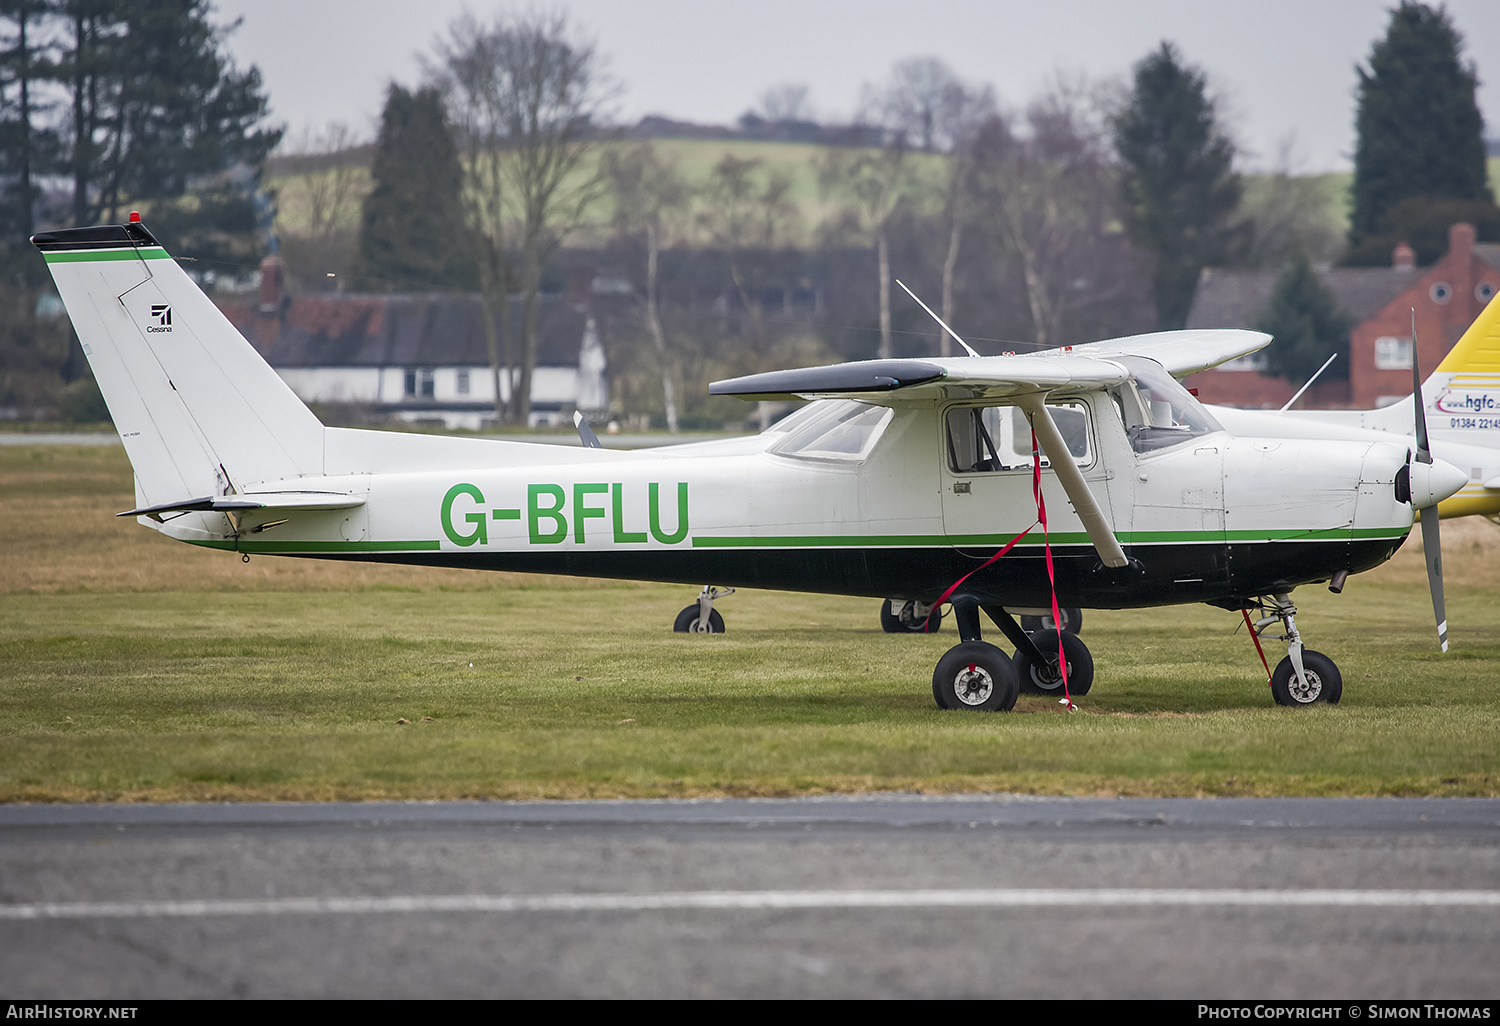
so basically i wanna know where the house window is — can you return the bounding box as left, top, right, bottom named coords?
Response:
left=456, top=369, right=470, bottom=395
left=1374, top=337, right=1412, bottom=370
left=404, top=368, right=435, bottom=399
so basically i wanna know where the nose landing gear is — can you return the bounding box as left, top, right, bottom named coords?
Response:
left=1245, top=594, right=1343, bottom=706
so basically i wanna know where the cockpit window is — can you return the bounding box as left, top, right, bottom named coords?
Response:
left=771, top=400, right=892, bottom=461
left=761, top=400, right=826, bottom=434
left=1112, top=356, right=1223, bottom=454
left=946, top=401, right=1092, bottom=473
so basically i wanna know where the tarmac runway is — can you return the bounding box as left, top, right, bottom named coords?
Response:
left=2, top=795, right=1498, bottom=999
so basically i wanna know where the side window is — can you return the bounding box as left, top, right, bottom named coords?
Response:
left=946, top=401, right=1092, bottom=473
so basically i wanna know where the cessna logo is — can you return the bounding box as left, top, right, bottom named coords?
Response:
left=146, top=304, right=172, bottom=333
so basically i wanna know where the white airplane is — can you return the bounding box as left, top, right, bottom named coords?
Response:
left=34, top=217, right=1469, bottom=712
left=1210, top=294, right=1500, bottom=524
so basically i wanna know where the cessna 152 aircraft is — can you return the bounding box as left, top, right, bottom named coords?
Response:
left=35, top=218, right=1469, bottom=712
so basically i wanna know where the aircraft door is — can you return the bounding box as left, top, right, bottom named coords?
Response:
left=940, top=400, right=1106, bottom=558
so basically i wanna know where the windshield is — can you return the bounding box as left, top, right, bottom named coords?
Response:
left=1112, top=356, right=1223, bottom=453
left=771, top=400, right=892, bottom=461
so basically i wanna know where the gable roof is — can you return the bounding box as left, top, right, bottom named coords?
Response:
left=216, top=293, right=596, bottom=369
left=1186, top=265, right=1424, bottom=330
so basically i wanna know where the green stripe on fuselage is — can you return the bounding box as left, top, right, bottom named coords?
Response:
left=692, top=527, right=1407, bottom=548
left=188, top=539, right=442, bottom=554
left=42, top=247, right=172, bottom=263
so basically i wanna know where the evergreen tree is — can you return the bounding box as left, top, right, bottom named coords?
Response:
left=1112, top=42, right=1243, bottom=331
left=358, top=84, right=475, bottom=291
left=1256, top=252, right=1352, bottom=385
left=1349, top=1, right=1492, bottom=250
left=52, top=0, right=280, bottom=267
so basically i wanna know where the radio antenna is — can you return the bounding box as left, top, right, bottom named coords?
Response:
left=896, top=279, right=982, bottom=359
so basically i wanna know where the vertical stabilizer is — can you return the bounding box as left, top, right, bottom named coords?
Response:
left=33, top=222, right=324, bottom=506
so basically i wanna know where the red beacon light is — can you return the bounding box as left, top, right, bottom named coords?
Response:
left=128, top=211, right=141, bottom=222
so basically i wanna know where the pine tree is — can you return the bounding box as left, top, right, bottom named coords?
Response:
left=1349, top=2, right=1492, bottom=249
left=1112, top=43, right=1243, bottom=331
left=357, top=84, right=475, bottom=291
left=1256, top=252, right=1352, bottom=385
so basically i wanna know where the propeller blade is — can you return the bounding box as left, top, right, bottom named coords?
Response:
left=1420, top=509, right=1448, bottom=652
left=1409, top=309, right=1447, bottom=651
left=1412, top=309, right=1432, bottom=464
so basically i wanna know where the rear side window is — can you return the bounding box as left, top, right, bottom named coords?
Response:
left=946, top=401, right=1092, bottom=473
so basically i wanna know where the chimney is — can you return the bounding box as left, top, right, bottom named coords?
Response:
left=566, top=265, right=594, bottom=310
left=1448, top=221, right=1476, bottom=266
left=1392, top=242, right=1415, bottom=272
left=258, top=255, right=285, bottom=315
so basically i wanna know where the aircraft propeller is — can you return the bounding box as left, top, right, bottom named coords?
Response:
left=1405, top=313, right=1461, bottom=652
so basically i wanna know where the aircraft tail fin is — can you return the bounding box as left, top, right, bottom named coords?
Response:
left=33, top=222, right=324, bottom=507
left=1434, top=289, right=1500, bottom=377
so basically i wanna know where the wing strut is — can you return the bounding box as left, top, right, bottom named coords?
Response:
left=1015, top=394, right=1129, bottom=568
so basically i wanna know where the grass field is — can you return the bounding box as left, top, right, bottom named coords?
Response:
left=3, top=443, right=1500, bottom=802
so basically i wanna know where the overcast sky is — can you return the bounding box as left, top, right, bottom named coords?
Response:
left=214, top=0, right=1500, bottom=174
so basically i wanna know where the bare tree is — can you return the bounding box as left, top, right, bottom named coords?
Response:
left=604, top=142, right=689, bottom=432
left=279, top=123, right=365, bottom=239
left=1240, top=136, right=1346, bottom=268
left=973, top=82, right=1136, bottom=347
left=818, top=140, right=916, bottom=360
left=872, top=57, right=961, bottom=151
left=698, top=153, right=798, bottom=349
left=432, top=10, right=614, bottom=425
left=758, top=82, right=812, bottom=122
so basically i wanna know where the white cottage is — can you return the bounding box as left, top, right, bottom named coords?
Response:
left=216, top=272, right=609, bottom=430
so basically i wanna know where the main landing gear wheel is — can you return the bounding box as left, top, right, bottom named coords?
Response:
left=880, top=600, right=943, bottom=634
left=1270, top=650, right=1341, bottom=706
left=673, top=605, right=724, bottom=634
left=1019, top=608, right=1083, bottom=635
left=1013, top=630, right=1094, bottom=696
left=932, top=641, right=1019, bottom=712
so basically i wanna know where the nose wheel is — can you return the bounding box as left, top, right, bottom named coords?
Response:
left=1245, top=595, right=1343, bottom=706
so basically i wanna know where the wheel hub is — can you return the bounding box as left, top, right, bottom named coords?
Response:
left=1288, top=668, right=1322, bottom=703
left=954, top=664, right=994, bottom=706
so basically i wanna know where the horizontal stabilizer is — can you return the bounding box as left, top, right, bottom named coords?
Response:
left=119, top=491, right=365, bottom=518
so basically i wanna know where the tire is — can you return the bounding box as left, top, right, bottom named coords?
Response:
left=1012, top=630, right=1094, bottom=696
left=673, top=605, right=725, bottom=633
left=880, top=601, right=943, bottom=634
left=1270, top=650, right=1341, bottom=706
left=932, top=641, right=1020, bottom=712
left=1019, top=607, right=1083, bottom=635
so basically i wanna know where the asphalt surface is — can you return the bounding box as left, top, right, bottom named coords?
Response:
left=2, top=795, right=1498, bottom=999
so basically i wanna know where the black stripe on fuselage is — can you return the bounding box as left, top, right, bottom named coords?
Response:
left=292, top=537, right=1405, bottom=610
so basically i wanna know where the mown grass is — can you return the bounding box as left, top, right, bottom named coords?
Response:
left=3, top=444, right=1499, bottom=801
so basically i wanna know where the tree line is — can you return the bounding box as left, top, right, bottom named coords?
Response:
left=0, top=0, right=279, bottom=416
left=1, top=1, right=1494, bottom=424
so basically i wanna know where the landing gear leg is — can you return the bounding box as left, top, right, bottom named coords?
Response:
left=1249, top=593, right=1342, bottom=706
left=673, top=585, right=735, bottom=634
left=930, top=596, right=1019, bottom=712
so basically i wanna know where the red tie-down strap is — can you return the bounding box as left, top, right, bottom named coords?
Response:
left=929, top=423, right=1076, bottom=711
left=1029, top=426, right=1075, bottom=711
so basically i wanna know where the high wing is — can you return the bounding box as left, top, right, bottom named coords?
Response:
left=708, top=329, right=1270, bottom=401
left=710, top=329, right=1269, bottom=571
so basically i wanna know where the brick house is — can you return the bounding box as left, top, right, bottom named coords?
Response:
left=1184, top=223, right=1500, bottom=408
